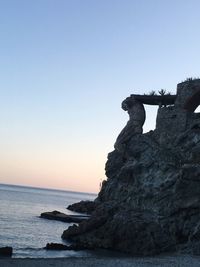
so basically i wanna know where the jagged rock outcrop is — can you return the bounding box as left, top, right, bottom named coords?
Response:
left=62, top=79, right=200, bottom=255
left=67, top=200, right=98, bottom=214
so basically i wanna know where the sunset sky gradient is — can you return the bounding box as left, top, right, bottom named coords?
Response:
left=0, top=0, right=200, bottom=192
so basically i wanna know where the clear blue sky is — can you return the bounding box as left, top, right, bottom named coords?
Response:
left=0, top=0, right=200, bottom=192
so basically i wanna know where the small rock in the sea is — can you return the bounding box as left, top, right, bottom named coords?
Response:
left=45, top=243, right=87, bottom=251
left=40, top=210, right=90, bottom=223
left=45, top=243, right=69, bottom=250
left=0, top=247, right=13, bottom=257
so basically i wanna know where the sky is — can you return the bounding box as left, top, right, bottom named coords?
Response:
left=0, top=0, right=200, bottom=193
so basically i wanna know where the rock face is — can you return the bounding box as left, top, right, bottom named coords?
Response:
left=62, top=79, right=200, bottom=255
left=67, top=201, right=98, bottom=214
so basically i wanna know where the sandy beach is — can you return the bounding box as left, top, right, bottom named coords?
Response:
left=1, top=255, right=200, bottom=267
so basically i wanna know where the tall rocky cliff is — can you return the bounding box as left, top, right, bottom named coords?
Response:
left=63, top=79, right=200, bottom=255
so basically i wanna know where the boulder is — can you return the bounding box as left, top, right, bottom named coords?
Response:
left=0, top=247, right=13, bottom=257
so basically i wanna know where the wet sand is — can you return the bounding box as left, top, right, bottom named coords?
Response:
left=1, top=255, right=200, bottom=267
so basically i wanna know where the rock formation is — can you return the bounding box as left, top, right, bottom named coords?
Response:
left=62, top=79, right=200, bottom=255
left=114, top=97, right=145, bottom=153
left=44, top=243, right=87, bottom=251
left=67, top=200, right=97, bottom=214
left=0, top=247, right=13, bottom=257
left=40, top=210, right=90, bottom=223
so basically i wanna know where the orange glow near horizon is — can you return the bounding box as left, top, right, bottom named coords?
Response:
left=0, top=143, right=108, bottom=193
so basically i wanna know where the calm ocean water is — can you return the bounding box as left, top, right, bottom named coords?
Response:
left=0, top=184, right=96, bottom=258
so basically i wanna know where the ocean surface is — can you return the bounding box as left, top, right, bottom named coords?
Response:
left=0, top=184, right=96, bottom=258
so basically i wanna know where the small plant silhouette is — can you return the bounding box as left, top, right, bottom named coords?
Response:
left=158, top=89, right=166, bottom=96
left=149, top=90, right=156, bottom=96
left=184, top=77, right=200, bottom=82
left=186, top=77, right=193, bottom=81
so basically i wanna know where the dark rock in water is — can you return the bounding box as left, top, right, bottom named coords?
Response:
left=45, top=243, right=69, bottom=250
left=0, top=247, right=13, bottom=257
left=67, top=200, right=98, bottom=214
left=62, top=80, right=200, bottom=256
left=45, top=242, right=89, bottom=251
left=40, top=210, right=90, bottom=223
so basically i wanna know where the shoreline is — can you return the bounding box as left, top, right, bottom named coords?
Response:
left=1, top=255, right=200, bottom=267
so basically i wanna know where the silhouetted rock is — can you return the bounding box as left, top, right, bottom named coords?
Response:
left=45, top=242, right=88, bottom=251
left=67, top=200, right=98, bottom=214
left=0, top=247, right=13, bottom=257
left=40, top=210, right=90, bottom=223
left=62, top=80, right=200, bottom=256
left=45, top=243, right=69, bottom=250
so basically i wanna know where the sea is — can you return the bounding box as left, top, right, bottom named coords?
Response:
left=0, top=183, right=97, bottom=258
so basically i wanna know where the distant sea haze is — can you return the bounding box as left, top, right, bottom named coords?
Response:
left=0, top=184, right=96, bottom=258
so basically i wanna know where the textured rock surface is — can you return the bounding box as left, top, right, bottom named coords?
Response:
left=62, top=80, right=200, bottom=255
left=67, top=201, right=98, bottom=214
